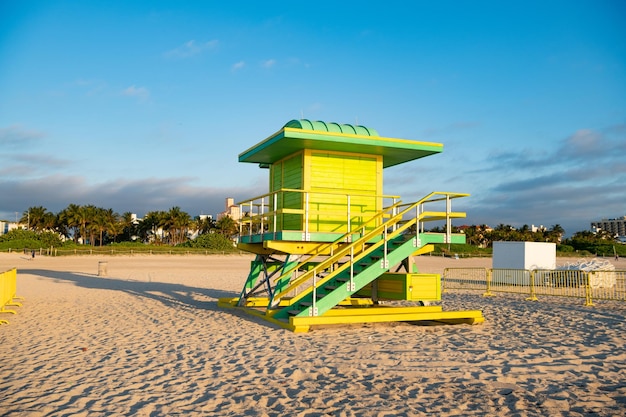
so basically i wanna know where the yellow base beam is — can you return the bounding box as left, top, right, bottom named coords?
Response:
left=218, top=297, right=484, bottom=333
left=290, top=309, right=484, bottom=330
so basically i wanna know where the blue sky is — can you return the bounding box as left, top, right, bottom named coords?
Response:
left=1, top=0, right=624, bottom=236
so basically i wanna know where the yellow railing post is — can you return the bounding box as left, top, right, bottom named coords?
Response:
left=483, top=268, right=494, bottom=297
left=526, top=270, right=538, bottom=301
left=585, top=272, right=594, bottom=306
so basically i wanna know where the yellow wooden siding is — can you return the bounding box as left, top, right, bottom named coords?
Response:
left=270, top=152, right=303, bottom=230
left=307, top=151, right=381, bottom=232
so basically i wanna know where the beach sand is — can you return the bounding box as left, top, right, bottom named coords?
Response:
left=1, top=253, right=625, bottom=416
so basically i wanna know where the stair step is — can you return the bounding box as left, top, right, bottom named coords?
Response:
left=335, top=277, right=349, bottom=283
left=300, top=301, right=313, bottom=307
left=287, top=309, right=302, bottom=316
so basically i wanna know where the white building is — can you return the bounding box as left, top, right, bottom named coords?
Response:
left=0, top=220, right=23, bottom=236
left=591, top=216, right=626, bottom=237
left=217, top=198, right=241, bottom=221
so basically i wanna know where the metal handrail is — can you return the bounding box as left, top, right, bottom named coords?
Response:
left=268, top=191, right=469, bottom=309
left=237, top=188, right=401, bottom=239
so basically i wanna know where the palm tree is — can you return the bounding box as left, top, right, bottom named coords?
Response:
left=58, top=204, right=81, bottom=243
left=163, top=206, right=191, bottom=245
left=119, top=212, right=138, bottom=242
left=548, top=224, right=565, bottom=243
left=216, top=215, right=238, bottom=238
left=141, top=211, right=166, bottom=244
left=42, top=212, right=57, bottom=231
left=22, top=206, right=47, bottom=231
left=196, top=215, right=216, bottom=235
left=92, top=208, right=119, bottom=246
left=80, top=205, right=97, bottom=245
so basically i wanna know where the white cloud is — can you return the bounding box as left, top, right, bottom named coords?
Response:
left=164, top=40, right=219, bottom=59
left=261, top=59, right=276, bottom=68
left=122, top=85, right=150, bottom=101
left=0, top=125, right=44, bottom=148
left=232, top=61, right=245, bottom=71
left=72, top=79, right=107, bottom=96
left=0, top=175, right=260, bottom=221
left=561, top=129, right=603, bottom=157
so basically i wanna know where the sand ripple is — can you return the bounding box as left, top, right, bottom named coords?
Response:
left=1, top=254, right=625, bottom=416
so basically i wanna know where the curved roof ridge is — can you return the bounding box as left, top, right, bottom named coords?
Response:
left=284, top=119, right=379, bottom=137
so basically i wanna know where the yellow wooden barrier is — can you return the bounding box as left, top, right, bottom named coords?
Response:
left=443, top=267, right=626, bottom=306
left=0, top=268, right=22, bottom=324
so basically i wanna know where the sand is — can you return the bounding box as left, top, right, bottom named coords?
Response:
left=1, top=253, right=625, bottom=416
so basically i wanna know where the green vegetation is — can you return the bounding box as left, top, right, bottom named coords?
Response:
left=430, top=224, right=625, bottom=258
left=2, top=204, right=624, bottom=258
left=0, top=229, right=62, bottom=251
left=180, top=233, right=236, bottom=251
left=431, top=243, right=491, bottom=257
left=1, top=204, right=240, bottom=255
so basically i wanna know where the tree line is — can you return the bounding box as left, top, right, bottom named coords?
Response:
left=13, top=205, right=239, bottom=247
left=454, top=224, right=565, bottom=247
left=438, top=223, right=625, bottom=256
left=5, top=205, right=624, bottom=256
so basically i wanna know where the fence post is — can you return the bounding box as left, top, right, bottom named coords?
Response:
left=584, top=272, right=594, bottom=306
left=526, top=270, right=538, bottom=301
left=483, top=268, right=494, bottom=297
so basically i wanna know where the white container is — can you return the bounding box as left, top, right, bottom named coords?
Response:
left=493, top=241, right=556, bottom=270
left=492, top=241, right=556, bottom=285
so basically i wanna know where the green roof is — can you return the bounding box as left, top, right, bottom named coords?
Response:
left=283, top=119, right=380, bottom=136
left=239, top=119, right=443, bottom=168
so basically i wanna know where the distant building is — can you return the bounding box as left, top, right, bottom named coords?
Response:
left=531, top=224, right=546, bottom=233
left=591, top=216, right=626, bottom=237
left=217, top=198, right=241, bottom=221
left=0, top=220, right=23, bottom=236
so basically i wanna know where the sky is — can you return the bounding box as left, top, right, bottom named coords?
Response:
left=1, top=0, right=625, bottom=236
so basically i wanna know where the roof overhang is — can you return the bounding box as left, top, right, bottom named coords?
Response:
left=239, top=126, right=443, bottom=169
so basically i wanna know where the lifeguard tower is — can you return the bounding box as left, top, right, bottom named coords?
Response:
left=218, top=119, right=484, bottom=332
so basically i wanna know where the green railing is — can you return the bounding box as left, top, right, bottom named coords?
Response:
left=265, top=191, right=469, bottom=311
left=237, top=188, right=401, bottom=241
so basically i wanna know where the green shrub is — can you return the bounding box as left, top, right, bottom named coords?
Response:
left=432, top=243, right=491, bottom=257
left=0, top=229, right=62, bottom=250
left=180, top=233, right=236, bottom=251
left=556, top=244, right=574, bottom=253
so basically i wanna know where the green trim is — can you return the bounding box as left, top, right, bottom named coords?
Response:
left=239, top=231, right=464, bottom=246
left=239, top=120, right=443, bottom=169
left=284, top=119, right=379, bottom=136
left=239, top=231, right=363, bottom=244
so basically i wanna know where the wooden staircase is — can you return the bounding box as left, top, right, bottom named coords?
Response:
left=218, top=192, right=484, bottom=332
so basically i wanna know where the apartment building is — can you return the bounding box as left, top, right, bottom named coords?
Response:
left=591, top=216, right=626, bottom=237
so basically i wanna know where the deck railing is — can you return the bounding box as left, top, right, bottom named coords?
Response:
left=237, top=188, right=401, bottom=241
left=237, top=189, right=470, bottom=243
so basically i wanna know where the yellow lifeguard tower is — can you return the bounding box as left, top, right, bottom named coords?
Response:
left=218, top=119, right=484, bottom=332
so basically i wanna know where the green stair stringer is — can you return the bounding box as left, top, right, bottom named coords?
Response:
left=273, top=235, right=420, bottom=320
left=237, top=254, right=297, bottom=306
left=265, top=192, right=469, bottom=320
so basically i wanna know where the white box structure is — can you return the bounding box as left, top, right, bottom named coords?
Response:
left=492, top=241, right=556, bottom=285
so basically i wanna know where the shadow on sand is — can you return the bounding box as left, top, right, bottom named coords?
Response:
left=19, top=268, right=239, bottom=312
